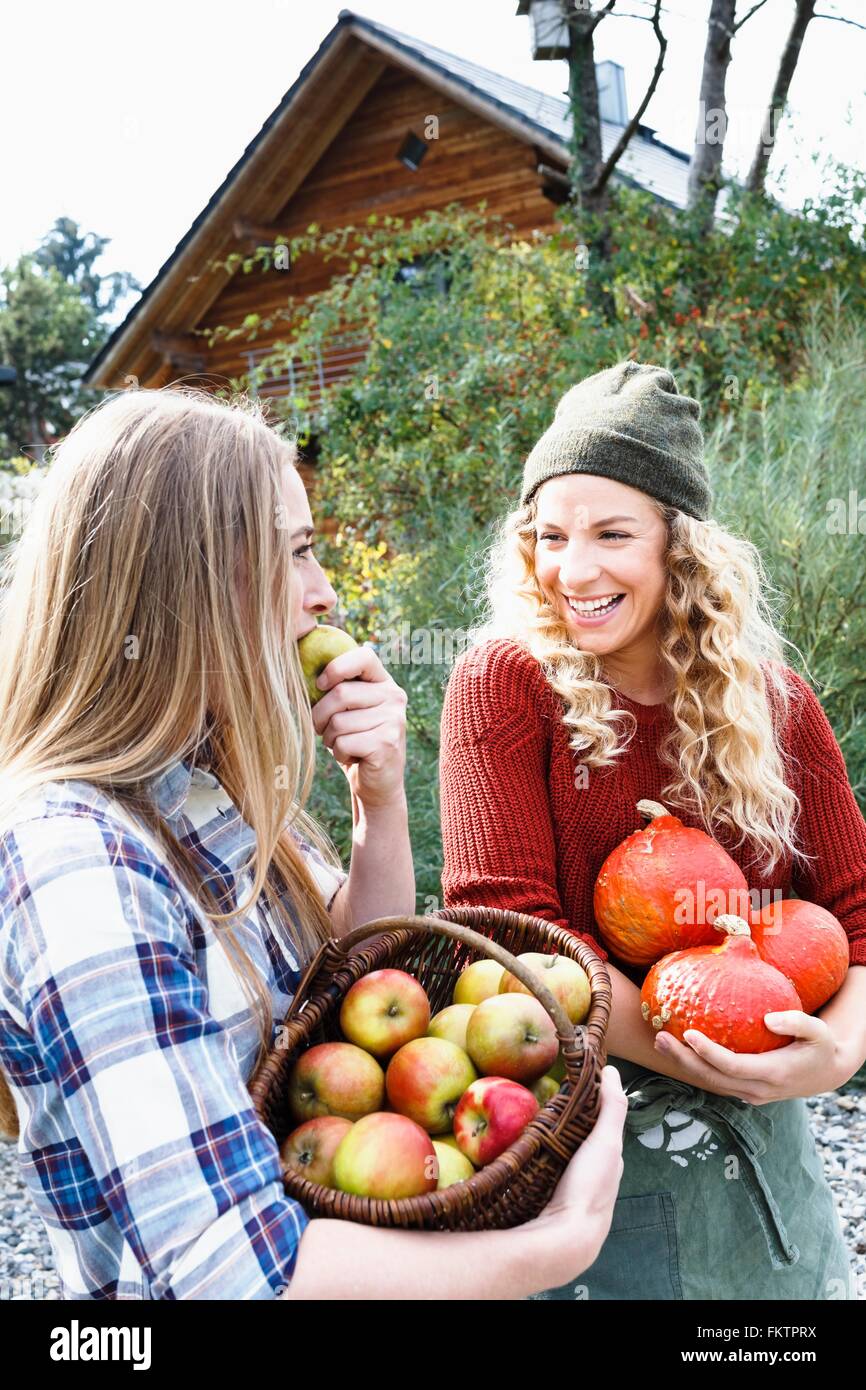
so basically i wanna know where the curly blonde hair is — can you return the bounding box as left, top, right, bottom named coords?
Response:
left=470, top=492, right=811, bottom=878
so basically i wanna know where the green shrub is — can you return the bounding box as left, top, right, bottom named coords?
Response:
left=206, top=176, right=866, bottom=910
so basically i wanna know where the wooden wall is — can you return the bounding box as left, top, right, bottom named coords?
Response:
left=149, top=61, right=562, bottom=534
left=195, top=62, right=560, bottom=385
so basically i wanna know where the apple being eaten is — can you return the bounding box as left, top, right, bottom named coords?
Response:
left=297, top=623, right=358, bottom=706
left=454, top=1077, right=539, bottom=1166
left=340, top=969, right=431, bottom=1058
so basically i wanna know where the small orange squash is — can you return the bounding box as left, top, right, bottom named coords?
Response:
left=594, top=800, right=750, bottom=966
left=640, top=914, right=803, bottom=1053
left=750, top=899, right=849, bottom=1014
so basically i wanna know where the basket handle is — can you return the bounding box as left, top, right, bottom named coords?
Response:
left=332, top=913, right=575, bottom=1038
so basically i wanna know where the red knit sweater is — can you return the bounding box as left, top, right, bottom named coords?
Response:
left=438, top=637, right=866, bottom=975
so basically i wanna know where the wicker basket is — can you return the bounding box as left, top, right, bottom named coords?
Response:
left=248, top=905, right=611, bottom=1230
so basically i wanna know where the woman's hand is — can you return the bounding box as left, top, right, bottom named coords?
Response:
left=652, top=1011, right=852, bottom=1104
left=310, top=643, right=407, bottom=809
left=522, top=1065, right=628, bottom=1288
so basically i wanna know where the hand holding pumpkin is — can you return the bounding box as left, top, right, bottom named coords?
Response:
left=653, top=1008, right=850, bottom=1105
left=595, top=799, right=853, bottom=1105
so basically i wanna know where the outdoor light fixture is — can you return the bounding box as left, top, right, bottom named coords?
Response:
left=516, top=0, right=571, bottom=61
left=397, top=131, right=428, bottom=171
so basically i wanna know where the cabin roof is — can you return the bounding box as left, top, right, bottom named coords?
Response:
left=85, top=9, right=690, bottom=388
left=351, top=13, right=691, bottom=202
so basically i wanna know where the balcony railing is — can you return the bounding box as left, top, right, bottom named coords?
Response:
left=242, top=331, right=370, bottom=404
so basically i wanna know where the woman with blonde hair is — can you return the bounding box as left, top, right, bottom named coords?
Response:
left=0, top=385, right=625, bottom=1300
left=439, top=360, right=866, bottom=1300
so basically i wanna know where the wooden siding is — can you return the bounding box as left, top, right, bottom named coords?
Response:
left=191, top=63, right=561, bottom=388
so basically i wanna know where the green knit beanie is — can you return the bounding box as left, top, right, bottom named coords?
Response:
left=520, top=360, right=711, bottom=520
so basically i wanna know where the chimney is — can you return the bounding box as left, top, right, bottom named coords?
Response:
left=596, top=60, right=628, bottom=125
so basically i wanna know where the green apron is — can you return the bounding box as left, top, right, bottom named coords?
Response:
left=530, top=1056, right=855, bottom=1301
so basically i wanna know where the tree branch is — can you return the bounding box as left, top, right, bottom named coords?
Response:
left=583, top=0, right=662, bottom=22
left=746, top=0, right=817, bottom=194
left=813, top=11, right=866, bottom=30
left=588, top=0, right=666, bottom=198
left=588, top=1, right=617, bottom=35
left=733, top=0, right=771, bottom=34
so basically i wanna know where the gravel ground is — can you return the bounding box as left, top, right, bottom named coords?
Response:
left=0, top=1141, right=62, bottom=1300
left=808, top=1085, right=866, bottom=1299
left=1, top=1085, right=864, bottom=1300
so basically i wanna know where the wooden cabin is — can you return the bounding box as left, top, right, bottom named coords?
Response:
left=84, top=11, right=691, bottom=502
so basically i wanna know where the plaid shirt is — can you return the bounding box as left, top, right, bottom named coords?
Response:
left=0, top=756, right=348, bottom=1300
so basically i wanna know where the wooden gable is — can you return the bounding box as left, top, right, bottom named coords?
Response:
left=135, top=64, right=562, bottom=403
left=194, top=63, right=560, bottom=391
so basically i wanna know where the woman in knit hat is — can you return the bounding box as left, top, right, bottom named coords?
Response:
left=438, top=359, right=866, bottom=1300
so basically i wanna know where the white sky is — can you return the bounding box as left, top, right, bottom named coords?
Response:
left=3, top=0, right=864, bottom=320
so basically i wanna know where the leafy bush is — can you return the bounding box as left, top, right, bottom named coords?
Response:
left=205, top=175, right=866, bottom=906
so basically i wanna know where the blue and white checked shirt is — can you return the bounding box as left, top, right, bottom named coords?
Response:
left=0, top=755, right=348, bottom=1299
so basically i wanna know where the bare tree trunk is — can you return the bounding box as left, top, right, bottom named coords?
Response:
left=746, top=0, right=817, bottom=195
left=566, top=3, right=606, bottom=206
left=687, top=0, right=737, bottom=221
left=557, top=0, right=668, bottom=318
left=565, top=2, right=614, bottom=318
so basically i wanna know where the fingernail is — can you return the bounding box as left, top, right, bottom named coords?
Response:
left=655, top=1035, right=670, bottom=1052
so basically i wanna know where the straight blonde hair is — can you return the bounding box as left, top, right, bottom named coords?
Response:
left=0, top=386, right=343, bottom=1139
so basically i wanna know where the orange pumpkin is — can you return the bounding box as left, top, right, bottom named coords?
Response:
left=750, top=899, right=849, bottom=1014
left=640, top=914, right=803, bottom=1053
left=594, top=799, right=750, bottom=966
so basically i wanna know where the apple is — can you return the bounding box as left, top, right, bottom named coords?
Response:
left=531, top=1074, right=560, bottom=1106
left=499, top=952, right=591, bottom=1025
left=435, top=1133, right=474, bottom=1162
left=548, top=1049, right=567, bottom=1083
left=280, top=1116, right=353, bottom=1187
left=453, top=959, right=505, bottom=1006
left=386, top=1037, right=478, bottom=1134
left=340, top=969, right=431, bottom=1057
left=333, top=1112, right=437, bottom=1200
left=427, top=1003, right=475, bottom=1052
left=454, top=1077, right=539, bottom=1166
left=289, top=1042, right=385, bottom=1123
left=432, top=1139, right=475, bottom=1189
left=297, top=623, right=358, bottom=706
left=465, top=993, right=558, bottom=1083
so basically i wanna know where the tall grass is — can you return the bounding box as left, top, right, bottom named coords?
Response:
left=707, top=293, right=866, bottom=799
